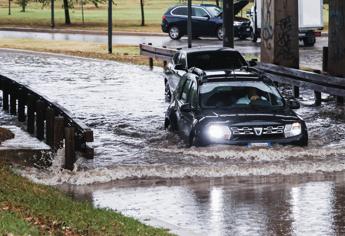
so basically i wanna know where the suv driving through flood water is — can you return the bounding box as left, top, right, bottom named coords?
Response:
left=164, top=68, right=308, bottom=147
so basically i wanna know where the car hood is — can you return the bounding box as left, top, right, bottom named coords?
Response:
left=198, top=107, right=301, bottom=125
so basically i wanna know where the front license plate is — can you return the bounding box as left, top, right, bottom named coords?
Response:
left=246, top=28, right=251, bottom=31
left=248, top=143, right=272, bottom=148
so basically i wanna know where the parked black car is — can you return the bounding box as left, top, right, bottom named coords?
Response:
left=164, top=47, right=248, bottom=101
left=164, top=67, right=308, bottom=147
left=161, top=2, right=252, bottom=40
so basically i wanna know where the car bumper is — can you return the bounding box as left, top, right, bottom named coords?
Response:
left=161, top=23, right=169, bottom=33
left=198, top=134, right=308, bottom=147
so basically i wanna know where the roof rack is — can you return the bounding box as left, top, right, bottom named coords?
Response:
left=189, top=67, right=206, bottom=77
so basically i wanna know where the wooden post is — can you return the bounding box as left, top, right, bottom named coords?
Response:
left=64, top=127, right=76, bottom=171
left=149, top=58, right=154, bottom=70
left=17, top=88, right=26, bottom=122
left=337, top=97, right=344, bottom=106
left=46, top=107, right=55, bottom=147
left=2, top=86, right=9, bottom=112
left=163, top=61, right=167, bottom=70
left=223, top=0, right=234, bottom=48
left=314, top=91, right=322, bottom=106
left=27, top=94, right=35, bottom=134
left=36, top=100, right=46, bottom=140
left=9, top=87, right=17, bottom=115
left=53, top=116, right=64, bottom=151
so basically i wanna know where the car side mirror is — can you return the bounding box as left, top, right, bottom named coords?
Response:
left=203, top=15, right=210, bottom=20
left=175, top=64, right=186, bottom=71
left=248, top=59, right=258, bottom=67
left=180, top=103, right=192, bottom=112
left=288, top=100, right=300, bottom=109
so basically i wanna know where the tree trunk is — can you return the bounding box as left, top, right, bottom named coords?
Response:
left=140, top=0, right=145, bottom=26
left=63, top=0, right=71, bottom=25
left=215, top=0, right=220, bottom=7
left=21, top=0, right=25, bottom=12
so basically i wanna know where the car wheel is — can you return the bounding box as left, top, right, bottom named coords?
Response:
left=251, top=30, right=258, bottom=43
left=189, top=131, right=205, bottom=147
left=303, top=37, right=315, bottom=47
left=169, top=26, right=182, bottom=40
left=166, top=113, right=178, bottom=132
left=217, top=26, right=223, bottom=41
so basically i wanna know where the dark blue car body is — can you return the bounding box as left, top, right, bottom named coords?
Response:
left=161, top=3, right=252, bottom=40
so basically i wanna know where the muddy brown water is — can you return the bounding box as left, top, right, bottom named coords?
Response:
left=1, top=49, right=345, bottom=235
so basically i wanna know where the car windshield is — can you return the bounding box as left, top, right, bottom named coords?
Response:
left=204, top=6, right=222, bottom=17
left=188, top=51, right=247, bottom=70
left=200, top=81, right=284, bottom=109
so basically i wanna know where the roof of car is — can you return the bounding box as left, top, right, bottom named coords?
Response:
left=178, top=47, right=240, bottom=54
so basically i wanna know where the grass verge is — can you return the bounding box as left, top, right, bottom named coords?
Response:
left=0, top=162, right=172, bottom=235
left=0, top=38, right=163, bottom=66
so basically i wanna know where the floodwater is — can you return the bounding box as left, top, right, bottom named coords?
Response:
left=1, top=49, right=345, bottom=235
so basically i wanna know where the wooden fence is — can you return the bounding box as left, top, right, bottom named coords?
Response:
left=0, top=75, right=94, bottom=170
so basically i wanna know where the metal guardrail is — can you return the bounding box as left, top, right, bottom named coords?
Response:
left=139, top=43, right=345, bottom=104
left=0, top=75, right=94, bottom=170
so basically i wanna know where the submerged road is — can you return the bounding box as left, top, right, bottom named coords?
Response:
left=0, top=47, right=343, bottom=235
left=0, top=30, right=326, bottom=69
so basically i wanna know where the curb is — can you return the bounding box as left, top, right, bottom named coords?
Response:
left=0, top=27, right=166, bottom=37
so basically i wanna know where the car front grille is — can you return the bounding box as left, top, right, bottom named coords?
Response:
left=231, top=126, right=285, bottom=136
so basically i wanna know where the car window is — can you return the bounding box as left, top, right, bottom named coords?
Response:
left=172, top=53, right=180, bottom=65
left=192, top=7, right=209, bottom=17
left=204, top=6, right=222, bottom=17
left=189, top=82, right=198, bottom=108
left=180, top=79, right=192, bottom=102
left=187, top=51, right=247, bottom=70
left=200, top=81, right=284, bottom=108
left=172, top=7, right=187, bottom=16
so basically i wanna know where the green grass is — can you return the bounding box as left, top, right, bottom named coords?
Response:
left=0, top=211, right=40, bottom=235
left=0, top=0, right=329, bottom=32
left=0, top=163, right=172, bottom=235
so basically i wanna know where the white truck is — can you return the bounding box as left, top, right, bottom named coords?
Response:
left=248, top=0, right=323, bottom=46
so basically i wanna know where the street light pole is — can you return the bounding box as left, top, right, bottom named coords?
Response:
left=223, top=0, right=234, bottom=48
left=108, top=0, right=112, bottom=54
left=187, top=0, right=192, bottom=48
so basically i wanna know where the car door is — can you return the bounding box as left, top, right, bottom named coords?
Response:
left=170, top=6, right=188, bottom=35
left=176, top=78, right=194, bottom=141
left=192, top=7, right=216, bottom=36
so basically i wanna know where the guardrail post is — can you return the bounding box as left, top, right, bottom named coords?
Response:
left=64, top=126, right=76, bottom=171
left=36, top=100, right=46, bottom=141
left=148, top=43, right=154, bottom=70
left=46, top=107, right=55, bottom=147
left=9, top=85, right=17, bottom=115
left=53, top=116, right=64, bottom=151
left=27, top=94, right=35, bottom=134
left=17, top=87, right=26, bottom=122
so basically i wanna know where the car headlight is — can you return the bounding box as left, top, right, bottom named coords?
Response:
left=284, top=122, right=302, bottom=138
left=207, top=125, right=231, bottom=140
left=234, top=21, right=242, bottom=26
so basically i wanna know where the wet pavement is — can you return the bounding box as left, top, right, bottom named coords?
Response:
left=1, top=49, right=344, bottom=235
left=0, top=30, right=327, bottom=69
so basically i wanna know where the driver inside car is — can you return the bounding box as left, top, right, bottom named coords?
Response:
left=236, top=87, right=267, bottom=105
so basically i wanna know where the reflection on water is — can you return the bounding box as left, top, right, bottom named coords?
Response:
left=65, top=175, right=344, bottom=236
